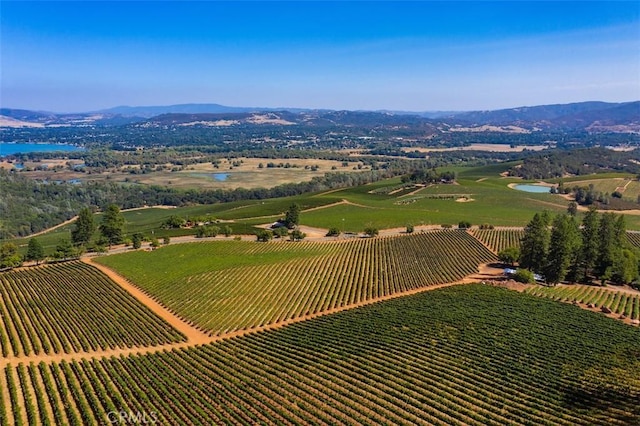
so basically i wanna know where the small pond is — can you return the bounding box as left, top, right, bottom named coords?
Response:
left=512, top=184, right=552, bottom=193
left=213, top=173, right=228, bottom=181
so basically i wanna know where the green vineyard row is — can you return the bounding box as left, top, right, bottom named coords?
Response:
left=524, top=284, right=640, bottom=321
left=0, top=262, right=185, bottom=357
left=470, top=229, right=524, bottom=253
left=1, top=286, right=637, bottom=426
left=472, top=229, right=640, bottom=254
left=99, top=231, right=497, bottom=335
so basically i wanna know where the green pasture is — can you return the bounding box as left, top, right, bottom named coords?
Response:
left=13, top=164, right=640, bottom=254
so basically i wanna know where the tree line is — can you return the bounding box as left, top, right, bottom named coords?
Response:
left=501, top=208, right=638, bottom=286
left=508, top=147, right=640, bottom=180
left=1, top=159, right=431, bottom=239
left=0, top=204, right=127, bottom=269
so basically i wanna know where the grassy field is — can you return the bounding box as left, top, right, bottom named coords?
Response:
left=18, top=157, right=361, bottom=190
left=96, top=232, right=496, bottom=334
left=14, top=164, right=640, bottom=256
left=3, top=284, right=637, bottom=425
left=0, top=262, right=185, bottom=356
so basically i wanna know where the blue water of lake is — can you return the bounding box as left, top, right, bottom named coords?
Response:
left=0, top=143, right=84, bottom=157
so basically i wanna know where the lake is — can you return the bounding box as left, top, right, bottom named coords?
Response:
left=513, top=184, right=552, bottom=193
left=0, top=143, right=84, bottom=157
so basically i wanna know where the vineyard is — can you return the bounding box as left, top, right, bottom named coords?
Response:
left=1, top=285, right=637, bottom=425
left=524, top=284, right=640, bottom=322
left=627, top=232, right=640, bottom=249
left=0, top=262, right=185, bottom=357
left=97, top=231, right=496, bottom=335
left=471, top=229, right=640, bottom=254
left=470, top=229, right=524, bottom=253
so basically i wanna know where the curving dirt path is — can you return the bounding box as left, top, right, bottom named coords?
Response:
left=28, top=216, right=78, bottom=237
left=0, top=261, right=503, bottom=367
left=83, top=258, right=211, bottom=344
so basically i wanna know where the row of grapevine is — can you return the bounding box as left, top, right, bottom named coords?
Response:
left=626, top=232, right=640, bottom=249
left=469, top=229, right=524, bottom=253
left=524, top=284, right=640, bottom=321
left=0, top=262, right=185, bottom=357
left=2, top=285, right=637, bottom=425
left=102, top=231, right=496, bottom=335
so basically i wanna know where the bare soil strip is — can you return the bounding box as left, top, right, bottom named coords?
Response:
left=301, top=200, right=348, bottom=212
left=82, top=258, right=211, bottom=344
left=28, top=216, right=79, bottom=237
left=3, top=255, right=637, bottom=368
left=0, top=262, right=502, bottom=367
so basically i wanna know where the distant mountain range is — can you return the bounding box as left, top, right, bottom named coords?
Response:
left=1, top=101, right=638, bottom=133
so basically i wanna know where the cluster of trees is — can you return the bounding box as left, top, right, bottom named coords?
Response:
left=256, top=229, right=306, bottom=242
left=508, top=148, right=640, bottom=180
left=503, top=208, right=638, bottom=285
left=1, top=158, right=433, bottom=239
left=0, top=204, right=128, bottom=269
left=195, top=224, right=233, bottom=238
left=401, top=168, right=456, bottom=185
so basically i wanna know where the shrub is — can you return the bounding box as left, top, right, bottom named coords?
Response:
left=256, top=230, right=273, bottom=242
left=513, top=269, right=534, bottom=284
left=406, top=224, right=414, bottom=234
left=364, top=227, right=379, bottom=237
left=326, top=227, right=341, bottom=237
left=273, top=227, right=289, bottom=238
left=196, top=225, right=219, bottom=238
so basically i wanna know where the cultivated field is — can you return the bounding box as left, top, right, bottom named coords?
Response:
left=96, top=231, right=496, bottom=335
left=524, top=284, right=640, bottom=322
left=2, top=285, right=637, bottom=425
left=15, top=164, right=640, bottom=259
left=470, top=229, right=525, bottom=253
left=0, top=262, right=185, bottom=357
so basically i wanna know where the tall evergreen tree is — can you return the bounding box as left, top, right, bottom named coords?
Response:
left=519, top=212, right=550, bottom=273
left=612, top=249, right=639, bottom=285
left=595, top=212, right=618, bottom=282
left=71, top=207, right=96, bottom=246
left=99, top=204, right=125, bottom=246
left=544, top=214, right=581, bottom=284
left=579, top=207, right=600, bottom=281
left=25, top=238, right=45, bottom=265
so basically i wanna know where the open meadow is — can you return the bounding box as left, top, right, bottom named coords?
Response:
left=17, top=157, right=361, bottom=190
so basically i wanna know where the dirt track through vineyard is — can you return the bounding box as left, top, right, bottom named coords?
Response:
left=0, top=259, right=501, bottom=368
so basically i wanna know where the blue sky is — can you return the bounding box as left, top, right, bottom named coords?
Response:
left=2, top=1, right=639, bottom=112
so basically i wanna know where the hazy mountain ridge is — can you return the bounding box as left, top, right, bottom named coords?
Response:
left=1, top=101, right=638, bottom=133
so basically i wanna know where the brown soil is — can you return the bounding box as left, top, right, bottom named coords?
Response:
left=0, top=261, right=503, bottom=366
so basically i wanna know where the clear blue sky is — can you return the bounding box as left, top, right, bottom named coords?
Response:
left=2, top=1, right=639, bottom=112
